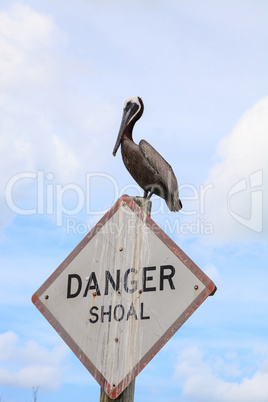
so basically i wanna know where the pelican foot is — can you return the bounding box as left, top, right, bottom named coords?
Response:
left=143, top=190, right=149, bottom=198
left=147, top=192, right=154, bottom=200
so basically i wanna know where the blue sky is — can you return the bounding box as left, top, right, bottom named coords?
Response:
left=0, top=1, right=267, bottom=401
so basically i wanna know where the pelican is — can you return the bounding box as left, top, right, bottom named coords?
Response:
left=113, top=96, right=182, bottom=212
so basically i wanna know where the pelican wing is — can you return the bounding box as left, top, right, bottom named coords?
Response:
left=139, top=139, right=179, bottom=195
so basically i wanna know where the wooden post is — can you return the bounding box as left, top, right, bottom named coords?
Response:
left=99, top=196, right=152, bottom=402
left=131, top=196, right=152, bottom=217
left=100, top=382, right=135, bottom=402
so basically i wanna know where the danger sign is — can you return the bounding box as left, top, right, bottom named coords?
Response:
left=32, top=195, right=216, bottom=399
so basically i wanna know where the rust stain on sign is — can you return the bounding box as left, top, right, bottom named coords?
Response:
left=32, top=194, right=216, bottom=399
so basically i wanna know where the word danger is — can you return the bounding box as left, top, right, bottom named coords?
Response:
left=67, top=265, right=176, bottom=298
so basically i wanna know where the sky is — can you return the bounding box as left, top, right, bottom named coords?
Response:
left=0, top=0, right=267, bottom=401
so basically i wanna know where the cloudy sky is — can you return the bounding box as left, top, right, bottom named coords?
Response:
left=0, top=1, right=267, bottom=401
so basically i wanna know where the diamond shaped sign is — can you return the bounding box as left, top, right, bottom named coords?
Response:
left=32, top=195, right=216, bottom=399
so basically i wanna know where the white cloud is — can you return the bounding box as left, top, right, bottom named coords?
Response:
left=0, top=3, right=118, bottom=232
left=203, top=263, right=220, bottom=283
left=174, top=345, right=268, bottom=402
left=0, top=331, right=68, bottom=390
left=0, top=3, right=60, bottom=88
left=0, top=3, right=62, bottom=230
left=203, top=96, right=268, bottom=243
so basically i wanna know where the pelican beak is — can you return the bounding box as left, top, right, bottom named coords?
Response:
left=112, top=115, right=127, bottom=156
left=112, top=101, right=139, bottom=156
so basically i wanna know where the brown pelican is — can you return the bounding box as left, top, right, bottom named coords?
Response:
left=113, top=96, right=182, bottom=212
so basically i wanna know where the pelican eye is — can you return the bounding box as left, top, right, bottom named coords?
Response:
left=125, top=102, right=139, bottom=115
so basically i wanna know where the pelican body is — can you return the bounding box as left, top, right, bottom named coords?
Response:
left=113, top=96, right=182, bottom=212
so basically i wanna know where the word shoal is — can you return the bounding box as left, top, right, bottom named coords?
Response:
left=89, top=302, right=150, bottom=323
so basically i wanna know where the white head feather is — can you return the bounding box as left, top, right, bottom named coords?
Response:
left=123, top=96, right=141, bottom=124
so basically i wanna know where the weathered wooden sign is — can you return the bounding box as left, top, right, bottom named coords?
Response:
left=32, top=194, right=216, bottom=399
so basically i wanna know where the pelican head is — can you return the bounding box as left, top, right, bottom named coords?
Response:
left=113, top=96, right=143, bottom=156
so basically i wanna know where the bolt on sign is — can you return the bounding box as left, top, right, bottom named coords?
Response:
left=32, top=195, right=216, bottom=399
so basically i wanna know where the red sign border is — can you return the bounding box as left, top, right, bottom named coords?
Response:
left=32, top=194, right=216, bottom=399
